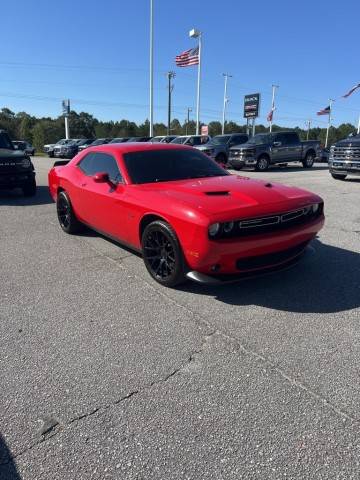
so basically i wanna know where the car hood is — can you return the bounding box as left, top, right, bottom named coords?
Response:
left=230, top=142, right=258, bottom=150
left=334, top=135, right=360, bottom=147
left=44, top=144, right=56, bottom=148
left=0, top=149, right=27, bottom=161
left=137, top=175, right=321, bottom=219
left=193, top=144, right=213, bottom=151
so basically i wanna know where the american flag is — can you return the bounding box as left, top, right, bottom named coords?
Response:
left=267, top=108, right=275, bottom=122
left=342, top=83, right=360, bottom=98
left=175, top=47, right=199, bottom=67
left=317, top=105, right=331, bottom=116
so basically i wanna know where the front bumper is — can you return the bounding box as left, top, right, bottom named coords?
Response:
left=183, top=215, right=324, bottom=276
left=228, top=154, right=257, bottom=168
left=329, top=160, right=360, bottom=176
left=0, top=171, right=35, bottom=189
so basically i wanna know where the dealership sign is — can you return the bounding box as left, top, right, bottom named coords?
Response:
left=243, top=93, right=260, bottom=118
left=201, top=125, right=209, bottom=135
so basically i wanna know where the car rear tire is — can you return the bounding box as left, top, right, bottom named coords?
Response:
left=22, top=178, right=37, bottom=197
left=331, top=173, right=347, bottom=180
left=302, top=152, right=315, bottom=168
left=56, top=191, right=83, bottom=234
left=142, top=220, right=186, bottom=287
left=255, top=156, right=269, bottom=171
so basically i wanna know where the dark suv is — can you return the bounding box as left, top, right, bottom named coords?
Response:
left=0, top=130, right=36, bottom=196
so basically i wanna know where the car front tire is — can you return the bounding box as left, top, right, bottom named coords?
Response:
left=56, top=191, right=83, bottom=234
left=255, top=155, right=269, bottom=171
left=141, top=220, right=186, bottom=287
left=302, top=152, right=315, bottom=168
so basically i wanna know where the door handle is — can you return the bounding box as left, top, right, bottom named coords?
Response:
left=81, top=183, right=87, bottom=187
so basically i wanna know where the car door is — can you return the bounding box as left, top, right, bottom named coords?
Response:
left=271, top=133, right=289, bottom=163
left=74, top=151, right=130, bottom=242
left=285, top=133, right=302, bottom=162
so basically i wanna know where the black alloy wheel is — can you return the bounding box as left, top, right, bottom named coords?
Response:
left=142, top=220, right=186, bottom=287
left=56, top=191, right=83, bottom=234
left=303, top=152, right=315, bottom=168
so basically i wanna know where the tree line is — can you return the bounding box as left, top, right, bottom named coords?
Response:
left=0, top=107, right=357, bottom=151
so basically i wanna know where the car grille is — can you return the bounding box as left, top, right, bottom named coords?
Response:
left=220, top=205, right=323, bottom=239
left=236, top=241, right=308, bottom=271
left=333, top=146, right=360, bottom=160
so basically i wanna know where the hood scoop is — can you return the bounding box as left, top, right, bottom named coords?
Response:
left=204, top=191, right=230, bottom=196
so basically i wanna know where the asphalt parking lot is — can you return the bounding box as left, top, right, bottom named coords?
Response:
left=1, top=157, right=359, bottom=479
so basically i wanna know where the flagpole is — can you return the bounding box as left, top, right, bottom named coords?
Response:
left=269, top=84, right=279, bottom=132
left=149, top=0, right=154, bottom=137
left=222, top=73, right=232, bottom=135
left=189, top=28, right=202, bottom=135
left=196, top=33, right=202, bottom=135
left=325, top=99, right=334, bottom=148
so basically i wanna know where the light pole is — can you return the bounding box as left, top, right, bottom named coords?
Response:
left=306, top=119, right=311, bottom=140
left=189, top=28, right=202, bottom=135
left=186, top=107, right=192, bottom=135
left=167, top=71, right=176, bottom=135
left=357, top=115, right=360, bottom=135
left=222, top=73, right=232, bottom=135
left=149, top=0, right=154, bottom=137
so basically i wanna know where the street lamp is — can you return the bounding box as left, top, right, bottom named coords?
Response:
left=189, top=28, right=202, bottom=135
left=186, top=107, right=192, bottom=135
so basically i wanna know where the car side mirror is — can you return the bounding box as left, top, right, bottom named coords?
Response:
left=93, top=172, right=109, bottom=183
left=273, top=141, right=282, bottom=147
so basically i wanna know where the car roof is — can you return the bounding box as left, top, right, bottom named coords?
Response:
left=83, top=142, right=194, bottom=155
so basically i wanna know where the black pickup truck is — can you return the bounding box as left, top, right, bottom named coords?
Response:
left=228, top=131, right=320, bottom=171
left=0, top=129, right=36, bottom=196
left=328, top=134, right=360, bottom=180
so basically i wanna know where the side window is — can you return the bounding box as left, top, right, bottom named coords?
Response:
left=286, top=133, right=299, bottom=145
left=78, top=152, right=123, bottom=183
left=232, top=135, right=247, bottom=145
left=273, top=133, right=287, bottom=145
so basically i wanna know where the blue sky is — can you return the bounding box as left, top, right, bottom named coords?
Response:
left=1, top=0, right=359, bottom=128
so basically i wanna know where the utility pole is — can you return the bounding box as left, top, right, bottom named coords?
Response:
left=167, top=71, right=176, bottom=135
left=186, top=107, right=192, bottom=135
left=222, top=73, right=232, bottom=134
left=149, top=0, right=154, bottom=137
left=269, top=84, right=279, bottom=132
left=325, top=99, right=334, bottom=148
left=306, top=119, right=311, bottom=140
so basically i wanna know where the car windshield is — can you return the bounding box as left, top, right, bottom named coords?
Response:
left=91, top=139, right=105, bottom=145
left=123, top=149, right=229, bottom=184
left=151, top=137, right=164, bottom=142
left=0, top=134, right=14, bottom=149
left=247, top=134, right=271, bottom=145
left=212, top=136, right=230, bottom=145
left=170, top=137, right=187, bottom=144
left=56, top=139, right=67, bottom=145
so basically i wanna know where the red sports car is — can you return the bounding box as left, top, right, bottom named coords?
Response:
left=48, top=143, right=324, bottom=287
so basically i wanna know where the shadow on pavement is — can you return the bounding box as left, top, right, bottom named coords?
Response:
left=180, top=239, right=360, bottom=314
left=0, top=434, right=21, bottom=480
left=238, top=164, right=328, bottom=173
left=0, top=186, right=53, bottom=206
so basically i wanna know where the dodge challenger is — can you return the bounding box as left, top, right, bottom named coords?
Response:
left=48, top=143, right=324, bottom=287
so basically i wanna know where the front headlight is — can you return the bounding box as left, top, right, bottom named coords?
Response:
left=223, top=221, right=234, bottom=233
left=312, top=204, right=319, bottom=214
left=208, top=223, right=221, bottom=238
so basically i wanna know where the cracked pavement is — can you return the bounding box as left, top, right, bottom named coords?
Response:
left=0, top=158, right=359, bottom=479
